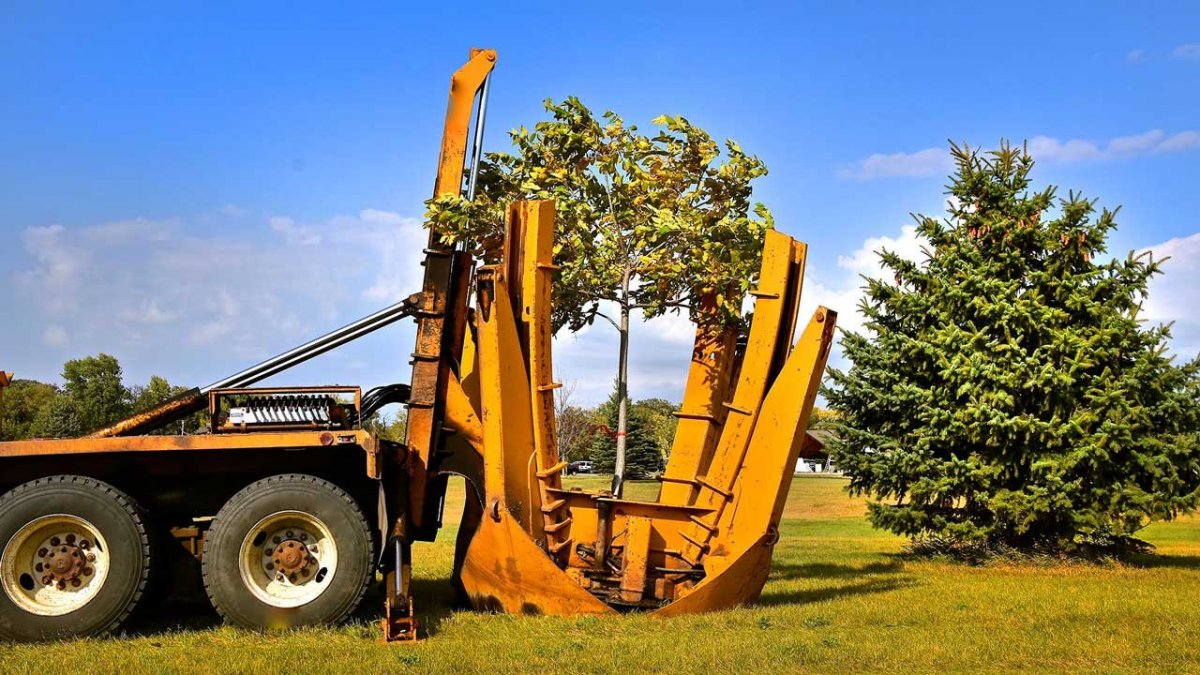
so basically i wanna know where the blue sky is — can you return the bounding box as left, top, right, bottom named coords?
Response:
left=2, top=2, right=1198, bottom=404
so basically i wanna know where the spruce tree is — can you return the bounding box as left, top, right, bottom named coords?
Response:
left=589, top=388, right=664, bottom=480
left=826, top=142, right=1200, bottom=553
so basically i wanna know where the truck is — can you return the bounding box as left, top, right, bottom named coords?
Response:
left=0, top=49, right=836, bottom=642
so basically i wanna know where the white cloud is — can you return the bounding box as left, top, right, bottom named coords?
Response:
left=837, top=147, right=952, bottom=181
left=799, top=223, right=927, bottom=339
left=268, top=216, right=322, bottom=246
left=6, top=209, right=430, bottom=386
left=1143, top=232, right=1200, bottom=359
left=43, top=325, right=69, bottom=347
left=840, top=129, right=1200, bottom=180
left=1126, top=48, right=1147, bottom=63
left=1172, top=43, right=1200, bottom=61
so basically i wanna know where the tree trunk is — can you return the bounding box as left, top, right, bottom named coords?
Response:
left=612, top=270, right=632, bottom=496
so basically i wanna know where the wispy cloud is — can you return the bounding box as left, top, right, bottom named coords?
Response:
left=839, top=129, right=1200, bottom=181
left=1125, top=43, right=1200, bottom=63
left=1144, top=232, right=1200, bottom=359
left=1171, top=43, right=1200, bottom=61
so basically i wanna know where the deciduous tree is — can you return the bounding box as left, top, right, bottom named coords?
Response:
left=429, top=98, right=771, bottom=492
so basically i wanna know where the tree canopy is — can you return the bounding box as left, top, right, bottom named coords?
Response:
left=825, top=142, right=1200, bottom=554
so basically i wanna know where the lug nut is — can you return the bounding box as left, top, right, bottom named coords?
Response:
left=50, top=537, right=60, bottom=546
left=300, top=533, right=308, bottom=542
left=37, top=548, right=47, bottom=557
left=35, top=563, right=43, bottom=572
left=272, top=536, right=281, bottom=544
left=276, top=573, right=284, bottom=582
left=56, top=580, right=66, bottom=591
left=79, top=540, right=90, bottom=550
left=83, top=567, right=93, bottom=576
left=42, top=575, right=51, bottom=585
left=288, top=573, right=297, bottom=582
left=71, top=578, right=81, bottom=587
left=87, top=553, right=95, bottom=562
left=264, top=547, right=273, bottom=556
left=61, top=546, right=68, bottom=553
left=286, top=531, right=294, bottom=538
left=266, top=563, right=274, bottom=571
left=65, top=534, right=75, bottom=544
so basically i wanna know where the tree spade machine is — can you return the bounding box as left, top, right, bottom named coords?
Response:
left=0, top=49, right=836, bottom=642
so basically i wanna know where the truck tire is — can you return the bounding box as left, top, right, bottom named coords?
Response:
left=202, top=474, right=373, bottom=630
left=0, top=476, right=152, bottom=642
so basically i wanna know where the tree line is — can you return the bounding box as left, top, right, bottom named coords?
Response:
left=0, top=356, right=676, bottom=481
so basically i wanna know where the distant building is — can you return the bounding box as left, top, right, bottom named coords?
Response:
left=796, top=428, right=838, bottom=473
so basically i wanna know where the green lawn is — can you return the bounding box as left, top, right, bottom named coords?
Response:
left=3, top=475, right=1199, bottom=673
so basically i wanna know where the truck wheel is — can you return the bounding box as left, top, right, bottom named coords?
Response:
left=202, top=474, right=373, bottom=629
left=0, top=476, right=152, bottom=642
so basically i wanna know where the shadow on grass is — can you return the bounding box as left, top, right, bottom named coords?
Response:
left=757, top=576, right=918, bottom=606
left=119, top=563, right=918, bottom=639
left=769, top=560, right=903, bottom=581
left=118, top=575, right=464, bottom=640
left=758, top=560, right=917, bottom=607
left=1122, top=554, right=1200, bottom=570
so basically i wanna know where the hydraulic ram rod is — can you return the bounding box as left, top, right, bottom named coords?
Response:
left=87, top=293, right=421, bottom=438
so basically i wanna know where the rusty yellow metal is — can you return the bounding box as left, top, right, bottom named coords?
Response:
left=453, top=201, right=839, bottom=619
left=472, top=266, right=544, bottom=541
left=460, top=509, right=613, bottom=615
left=0, top=429, right=387, bottom=478
left=669, top=230, right=799, bottom=568
left=515, top=201, right=573, bottom=561
left=405, top=48, right=497, bottom=531
left=658, top=304, right=737, bottom=505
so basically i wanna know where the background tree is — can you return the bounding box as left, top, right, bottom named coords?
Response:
left=553, top=381, right=594, bottom=464
left=630, top=398, right=679, bottom=462
left=59, top=354, right=132, bottom=434
left=130, top=374, right=200, bottom=434
left=364, top=408, right=408, bottom=442
left=428, top=97, right=771, bottom=492
left=588, top=385, right=664, bottom=480
left=1, top=379, right=59, bottom=441
left=826, top=142, right=1200, bottom=555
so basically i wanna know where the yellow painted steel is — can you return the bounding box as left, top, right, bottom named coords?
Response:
left=516, top=201, right=573, bottom=560
left=406, top=48, right=497, bottom=531
left=658, top=300, right=738, bottom=506
left=453, top=200, right=839, bottom=618
left=472, top=267, right=545, bottom=541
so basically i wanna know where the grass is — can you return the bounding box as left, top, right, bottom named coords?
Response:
left=4, top=475, right=1200, bottom=673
